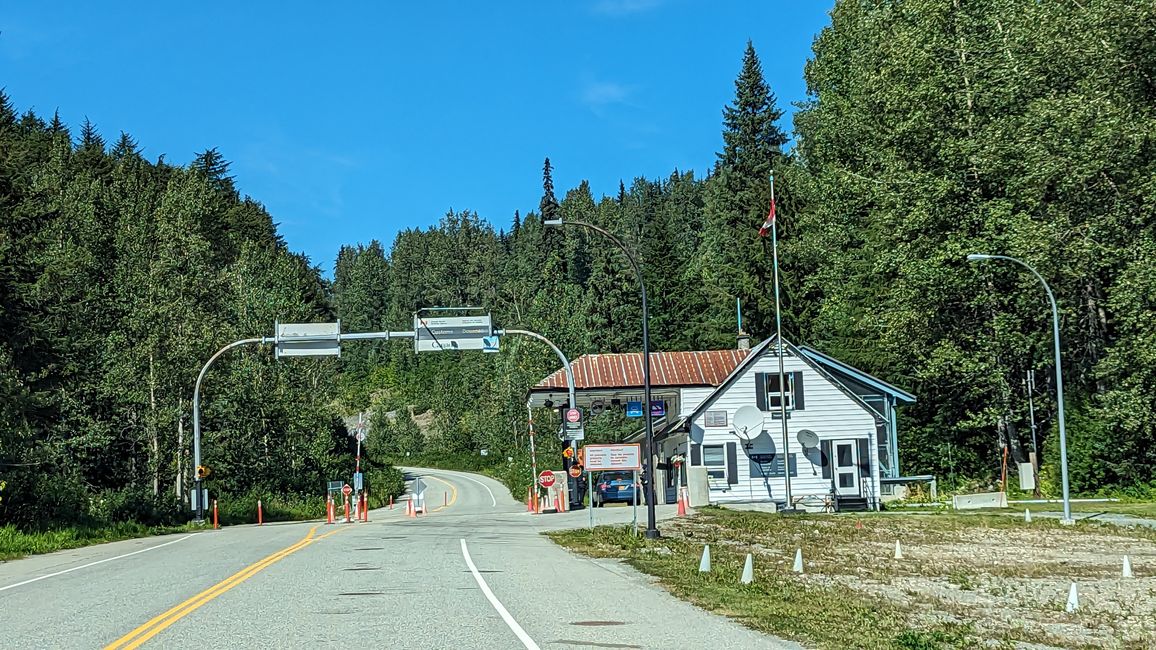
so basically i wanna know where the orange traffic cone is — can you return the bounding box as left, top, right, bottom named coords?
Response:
left=855, top=519, right=863, bottom=530
left=526, top=487, right=534, bottom=513
left=406, top=499, right=416, bottom=518
left=677, top=491, right=687, bottom=516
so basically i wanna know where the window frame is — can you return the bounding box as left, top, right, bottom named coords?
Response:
left=766, top=372, right=796, bottom=411
left=702, top=444, right=727, bottom=481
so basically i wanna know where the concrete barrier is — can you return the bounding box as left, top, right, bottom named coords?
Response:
left=952, top=491, right=1009, bottom=510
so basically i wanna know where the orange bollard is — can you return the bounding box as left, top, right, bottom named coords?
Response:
left=212, top=499, right=219, bottom=530
left=389, top=495, right=394, bottom=510
left=527, top=487, right=534, bottom=513
left=362, top=492, right=370, bottom=522
left=344, top=495, right=351, bottom=523
left=326, top=496, right=335, bottom=524
left=676, top=491, right=687, bottom=517
left=258, top=499, right=264, bottom=526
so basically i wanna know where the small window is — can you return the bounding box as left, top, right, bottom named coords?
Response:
left=704, top=410, right=727, bottom=427
left=837, top=444, right=853, bottom=466
left=839, top=473, right=855, bottom=488
left=703, top=445, right=726, bottom=481
left=766, top=373, right=795, bottom=410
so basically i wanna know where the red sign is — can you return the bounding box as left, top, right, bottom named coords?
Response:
left=562, top=447, right=574, bottom=459
left=342, top=484, right=352, bottom=496
left=565, top=408, right=582, bottom=423
left=537, top=471, right=556, bottom=488
left=568, top=465, right=583, bottom=478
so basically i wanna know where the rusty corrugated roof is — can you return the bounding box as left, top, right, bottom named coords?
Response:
left=532, top=350, right=752, bottom=390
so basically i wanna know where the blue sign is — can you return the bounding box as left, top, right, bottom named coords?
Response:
left=353, top=472, right=364, bottom=491
left=625, top=401, right=644, bottom=417
left=650, top=401, right=666, bottom=417
left=482, top=336, right=500, bottom=353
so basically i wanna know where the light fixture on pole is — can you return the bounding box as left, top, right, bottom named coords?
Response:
left=544, top=217, right=660, bottom=539
left=967, top=253, right=1072, bottom=524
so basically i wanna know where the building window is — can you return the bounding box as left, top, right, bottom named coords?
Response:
left=766, top=373, right=795, bottom=410
left=703, top=445, right=726, bottom=481
left=704, top=410, right=727, bottom=427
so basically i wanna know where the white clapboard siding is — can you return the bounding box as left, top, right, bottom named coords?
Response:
left=680, top=387, right=714, bottom=416
left=689, top=350, right=880, bottom=505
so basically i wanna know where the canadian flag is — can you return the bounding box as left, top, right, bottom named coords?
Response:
left=758, top=197, right=776, bottom=238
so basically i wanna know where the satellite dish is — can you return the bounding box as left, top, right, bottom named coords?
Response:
left=732, top=405, right=764, bottom=436
left=797, top=429, right=820, bottom=449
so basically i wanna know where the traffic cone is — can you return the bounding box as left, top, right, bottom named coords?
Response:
left=894, top=540, right=904, bottom=560
left=698, top=545, right=711, bottom=573
left=855, top=519, right=863, bottom=530
left=1123, top=556, right=1134, bottom=578
left=1065, top=583, right=1080, bottom=612
left=740, top=553, right=754, bottom=584
left=327, top=497, right=335, bottom=525
left=527, top=487, right=534, bottom=513
left=793, top=548, right=804, bottom=574
left=406, top=499, right=416, bottom=518
left=1025, top=509, right=1032, bottom=523
left=676, top=490, right=687, bottom=517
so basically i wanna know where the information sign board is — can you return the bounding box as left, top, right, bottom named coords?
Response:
left=583, top=444, right=643, bottom=471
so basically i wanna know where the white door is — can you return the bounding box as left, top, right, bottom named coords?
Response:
left=833, top=440, right=860, bottom=497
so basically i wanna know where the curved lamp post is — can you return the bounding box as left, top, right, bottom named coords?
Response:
left=544, top=217, right=660, bottom=539
left=967, top=254, right=1072, bottom=524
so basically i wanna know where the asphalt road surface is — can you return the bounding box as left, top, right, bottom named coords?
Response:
left=0, top=468, right=800, bottom=649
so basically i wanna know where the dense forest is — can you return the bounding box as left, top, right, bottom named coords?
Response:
left=2, top=0, right=1154, bottom=533
left=336, top=0, right=1156, bottom=497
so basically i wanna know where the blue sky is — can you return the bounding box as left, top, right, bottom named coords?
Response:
left=1, top=1, right=834, bottom=274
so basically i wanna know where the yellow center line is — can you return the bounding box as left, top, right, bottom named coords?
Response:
left=104, top=524, right=349, bottom=650
left=426, top=474, right=459, bottom=512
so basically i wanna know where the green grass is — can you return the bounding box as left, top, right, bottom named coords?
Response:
left=1021, top=501, right=1156, bottom=519
left=548, top=508, right=1156, bottom=650
left=0, top=521, right=204, bottom=562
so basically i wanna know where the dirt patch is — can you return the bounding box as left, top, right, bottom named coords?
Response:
left=663, top=511, right=1156, bottom=649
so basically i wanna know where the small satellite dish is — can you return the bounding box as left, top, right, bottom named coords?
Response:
left=797, top=429, right=820, bottom=449
left=732, top=405, right=764, bottom=436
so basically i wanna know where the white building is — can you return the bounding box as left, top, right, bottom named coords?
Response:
left=528, top=335, right=916, bottom=512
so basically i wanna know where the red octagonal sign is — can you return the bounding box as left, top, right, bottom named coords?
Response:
left=537, top=471, right=556, bottom=488
left=565, top=408, right=581, bottom=423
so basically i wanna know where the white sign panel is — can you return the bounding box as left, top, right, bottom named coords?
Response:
left=584, top=443, right=642, bottom=471
left=276, top=321, right=341, bottom=358
left=414, top=315, right=493, bottom=352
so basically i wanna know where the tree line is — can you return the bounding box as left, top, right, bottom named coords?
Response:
left=337, top=0, right=1156, bottom=497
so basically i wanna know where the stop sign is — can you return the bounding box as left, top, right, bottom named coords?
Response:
left=538, top=471, right=556, bottom=488
left=565, top=408, right=581, bottom=423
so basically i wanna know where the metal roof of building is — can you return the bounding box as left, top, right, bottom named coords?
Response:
left=532, top=350, right=752, bottom=391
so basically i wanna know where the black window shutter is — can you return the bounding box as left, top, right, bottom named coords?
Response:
left=725, top=442, right=738, bottom=484
left=690, top=444, right=702, bottom=466
left=755, top=373, right=767, bottom=411
left=793, top=371, right=805, bottom=410
left=857, top=438, right=870, bottom=478
left=820, top=440, right=832, bottom=480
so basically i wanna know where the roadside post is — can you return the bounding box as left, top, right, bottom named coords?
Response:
left=342, top=484, right=352, bottom=523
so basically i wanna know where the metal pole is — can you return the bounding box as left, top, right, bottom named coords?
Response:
left=967, top=254, right=1071, bottom=524
left=527, top=401, right=537, bottom=498
left=770, top=171, right=792, bottom=511
left=193, top=337, right=266, bottom=522
left=1026, top=370, right=1040, bottom=497
left=544, top=219, right=660, bottom=538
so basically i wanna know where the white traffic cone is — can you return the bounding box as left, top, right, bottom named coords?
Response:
left=1065, top=583, right=1079, bottom=612
left=740, top=553, right=754, bottom=584
left=894, top=540, right=904, bottom=560
left=698, top=545, right=711, bottom=573
left=792, top=548, right=804, bottom=574
left=1123, top=556, right=1133, bottom=578
left=1024, top=509, right=1032, bottom=523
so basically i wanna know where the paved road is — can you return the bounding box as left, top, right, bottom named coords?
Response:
left=0, top=468, right=799, bottom=649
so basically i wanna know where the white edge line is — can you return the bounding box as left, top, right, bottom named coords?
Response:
left=449, top=472, right=498, bottom=507
left=460, top=539, right=540, bottom=650
left=0, top=533, right=196, bottom=593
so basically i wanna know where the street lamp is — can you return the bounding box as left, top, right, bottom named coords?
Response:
left=967, top=253, right=1073, bottom=524
left=544, top=217, right=660, bottom=539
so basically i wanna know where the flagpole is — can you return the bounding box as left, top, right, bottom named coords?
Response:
left=770, top=170, right=792, bottom=511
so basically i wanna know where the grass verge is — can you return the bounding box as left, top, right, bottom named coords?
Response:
left=548, top=508, right=1156, bottom=650
left=0, top=521, right=203, bottom=562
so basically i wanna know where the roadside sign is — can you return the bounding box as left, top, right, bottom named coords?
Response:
left=327, top=480, right=343, bottom=493
left=563, top=428, right=585, bottom=441
left=353, top=472, right=363, bottom=491
left=565, top=408, right=582, bottom=424
left=625, top=401, right=643, bottom=417
left=584, top=443, right=643, bottom=471
left=650, top=401, right=666, bottom=417
left=355, top=430, right=366, bottom=442
left=275, top=321, right=341, bottom=358
left=568, top=465, right=583, bottom=478
left=562, top=447, right=574, bottom=459
left=342, top=484, right=352, bottom=496
left=414, top=314, right=494, bottom=352
left=538, top=471, right=556, bottom=488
